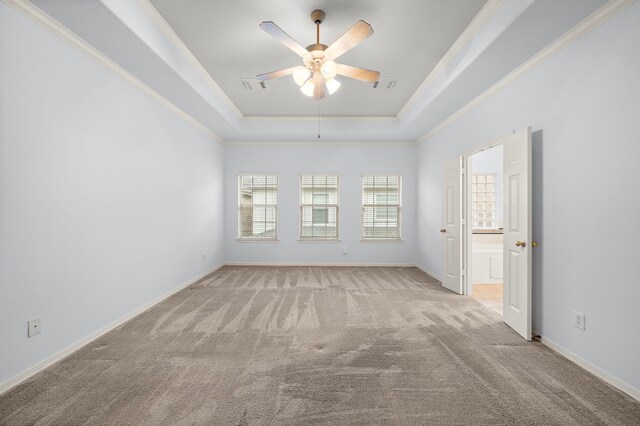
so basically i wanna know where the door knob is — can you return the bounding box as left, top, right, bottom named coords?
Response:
left=532, top=241, right=538, bottom=247
left=515, top=241, right=526, bottom=247
left=440, top=228, right=446, bottom=233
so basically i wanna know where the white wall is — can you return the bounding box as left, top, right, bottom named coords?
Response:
left=0, top=4, right=224, bottom=387
left=470, top=145, right=503, bottom=228
left=471, top=234, right=503, bottom=286
left=416, top=2, right=640, bottom=392
left=225, top=144, right=417, bottom=265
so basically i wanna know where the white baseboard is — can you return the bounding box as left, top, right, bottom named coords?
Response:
left=537, top=335, right=640, bottom=402
left=225, top=262, right=443, bottom=282
left=0, top=264, right=224, bottom=396
left=224, top=262, right=418, bottom=267
left=414, top=264, right=443, bottom=282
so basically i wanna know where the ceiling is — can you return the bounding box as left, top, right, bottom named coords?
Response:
left=149, top=0, right=487, bottom=117
left=26, top=0, right=611, bottom=142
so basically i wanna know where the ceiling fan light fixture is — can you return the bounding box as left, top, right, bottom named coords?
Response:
left=258, top=10, right=378, bottom=100
left=321, top=60, right=337, bottom=80
left=300, top=80, right=315, bottom=97
left=325, top=78, right=341, bottom=95
left=293, top=67, right=311, bottom=86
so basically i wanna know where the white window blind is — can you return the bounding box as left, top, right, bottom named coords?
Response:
left=238, top=175, right=278, bottom=239
left=300, top=175, right=339, bottom=239
left=471, top=173, right=496, bottom=229
left=362, top=175, right=401, bottom=239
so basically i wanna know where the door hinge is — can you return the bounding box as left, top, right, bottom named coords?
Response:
left=461, top=168, right=466, bottom=176
left=461, top=269, right=466, bottom=277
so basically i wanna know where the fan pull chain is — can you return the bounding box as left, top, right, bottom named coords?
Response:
left=317, top=103, right=321, bottom=140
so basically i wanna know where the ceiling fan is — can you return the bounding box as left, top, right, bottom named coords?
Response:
left=257, top=9, right=380, bottom=100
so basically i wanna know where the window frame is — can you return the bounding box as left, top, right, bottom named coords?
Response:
left=236, top=173, right=279, bottom=242
left=298, top=173, right=341, bottom=242
left=360, top=173, right=403, bottom=242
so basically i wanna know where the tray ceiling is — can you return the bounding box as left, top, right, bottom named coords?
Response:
left=26, top=0, right=611, bottom=142
left=149, top=0, right=487, bottom=117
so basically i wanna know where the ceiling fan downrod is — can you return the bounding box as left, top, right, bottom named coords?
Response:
left=311, top=10, right=326, bottom=46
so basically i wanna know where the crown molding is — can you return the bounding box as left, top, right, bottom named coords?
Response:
left=397, top=0, right=504, bottom=122
left=226, top=141, right=417, bottom=147
left=7, top=0, right=629, bottom=146
left=1, top=0, right=226, bottom=144
left=241, top=115, right=399, bottom=122
left=134, top=0, right=502, bottom=128
left=132, top=0, right=505, bottom=133
left=2, top=0, right=512, bottom=144
left=135, top=0, right=243, bottom=122
left=418, top=0, right=637, bottom=144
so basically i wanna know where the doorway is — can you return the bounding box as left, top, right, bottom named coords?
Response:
left=467, top=145, right=504, bottom=316
left=441, top=128, right=532, bottom=340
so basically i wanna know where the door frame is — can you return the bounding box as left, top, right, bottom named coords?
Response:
left=461, top=135, right=507, bottom=297
left=458, top=129, right=533, bottom=341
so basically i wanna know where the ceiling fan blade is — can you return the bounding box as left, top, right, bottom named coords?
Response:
left=312, top=72, right=325, bottom=100
left=259, top=21, right=309, bottom=58
left=257, top=67, right=297, bottom=81
left=336, top=64, right=380, bottom=83
left=324, top=20, right=373, bottom=60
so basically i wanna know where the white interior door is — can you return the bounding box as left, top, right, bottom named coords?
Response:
left=442, top=157, right=463, bottom=294
left=503, top=128, right=532, bottom=340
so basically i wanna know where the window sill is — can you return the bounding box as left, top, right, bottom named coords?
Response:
left=360, top=238, right=404, bottom=244
left=236, top=238, right=279, bottom=243
left=297, top=239, right=341, bottom=244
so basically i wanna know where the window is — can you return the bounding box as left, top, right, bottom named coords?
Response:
left=300, top=175, right=339, bottom=239
left=238, top=175, right=277, bottom=239
left=362, top=175, right=401, bottom=240
left=472, top=173, right=496, bottom=230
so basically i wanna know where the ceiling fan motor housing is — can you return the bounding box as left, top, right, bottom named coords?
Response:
left=303, top=47, right=331, bottom=71
left=306, top=43, right=328, bottom=52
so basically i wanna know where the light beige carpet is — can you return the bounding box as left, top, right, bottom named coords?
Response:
left=1, top=266, right=638, bottom=425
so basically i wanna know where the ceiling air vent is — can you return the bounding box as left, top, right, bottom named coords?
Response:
left=241, top=78, right=267, bottom=90
left=371, top=78, right=397, bottom=89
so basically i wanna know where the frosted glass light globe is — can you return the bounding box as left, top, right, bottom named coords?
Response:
left=293, top=67, right=311, bottom=87
left=300, top=80, right=315, bottom=97
left=325, top=78, right=341, bottom=95
left=320, top=60, right=337, bottom=79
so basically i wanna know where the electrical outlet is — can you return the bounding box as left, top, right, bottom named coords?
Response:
left=573, top=311, right=585, bottom=330
left=28, top=317, right=41, bottom=337
left=342, top=246, right=348, bottom=255
left=202, top=253, right=207, bottom=262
